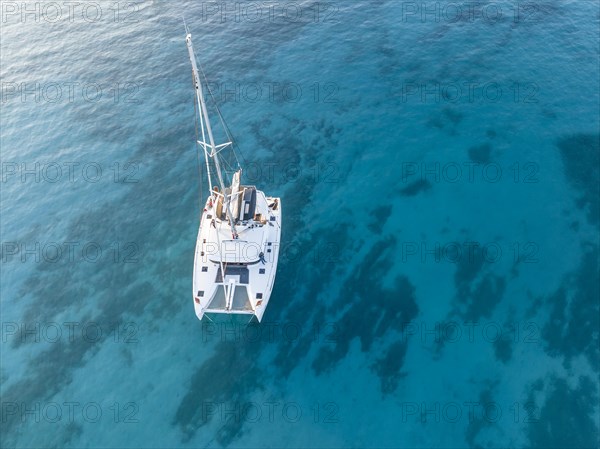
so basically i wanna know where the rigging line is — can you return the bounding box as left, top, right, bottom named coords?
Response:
left=191, top=43, right=240, bottom=179
left=194, top=52, right=248, bottom=170
left=197, top=63, right=237, bottom=166
left=220, top=110, right=248, bottom=168
left=192, top=70, right=205, bottom=210
left=220, top=155, right=235, bottom=171
left=217, top=106, right=248, bottom=169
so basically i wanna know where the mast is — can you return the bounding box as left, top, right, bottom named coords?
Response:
left=185, top=30, right=238, bottom=238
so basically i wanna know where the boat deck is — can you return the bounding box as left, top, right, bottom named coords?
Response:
left=192, top=190, right=281, bottom=322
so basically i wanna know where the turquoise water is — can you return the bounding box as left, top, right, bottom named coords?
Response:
left=1, top=1, right=599, bottom=447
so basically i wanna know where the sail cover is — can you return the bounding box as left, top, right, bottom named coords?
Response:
left=230, top=169, right=242, bottom=220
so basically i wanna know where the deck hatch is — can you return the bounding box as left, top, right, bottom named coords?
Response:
left=215, top=265, right=250, bottom=284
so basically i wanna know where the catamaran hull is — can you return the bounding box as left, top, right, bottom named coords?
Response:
left=192, top=194, right=281, bottom=323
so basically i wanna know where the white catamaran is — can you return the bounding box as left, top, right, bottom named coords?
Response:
left=186, top=28, right=282, bottom=322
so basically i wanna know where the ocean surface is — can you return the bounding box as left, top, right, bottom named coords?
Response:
left=1, top=0, right=599, bottom=447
